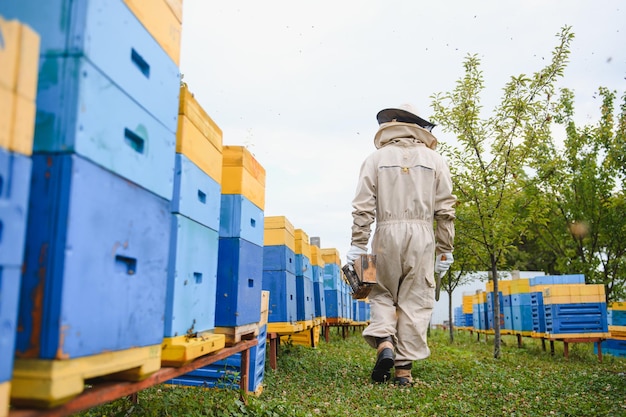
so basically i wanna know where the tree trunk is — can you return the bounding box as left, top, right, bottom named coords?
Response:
left=448, top=290, right=454, bottom=343
left=491, top=255, right=501, bottom=359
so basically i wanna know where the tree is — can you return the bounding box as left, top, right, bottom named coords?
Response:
left=430, top=26, right=574, bottom=358
left=526, top=87, right=626, bottom=302
left=441, top=201, right=486, bottom=343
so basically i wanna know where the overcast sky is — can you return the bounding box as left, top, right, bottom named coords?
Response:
left=179, top=1, right=625, bottom=300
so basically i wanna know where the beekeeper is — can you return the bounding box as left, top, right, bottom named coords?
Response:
left=346, top=104, right=456, bottom=386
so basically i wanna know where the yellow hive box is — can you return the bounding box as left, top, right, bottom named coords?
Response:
left=294, top=229, right=311, bottom=258
left=462, top=294, right=473, bottom=314
left=123, top=0, right=182, bottom=66
left=0, top=17, right=39, bottom=100
left=310, top=245, right=324, bottom=267
left=264, top=216, right=295, bottom=251
left=221, top=146, right=266, bottom=210
left=510, top=278, right=530, bottom=294
left=543, top=284, right=605, bottom=298
left=0, top=81, right=37, bottom=155
left=485, top=279, right=514, bottom=294
left=176, top=84, right=223, bottom=182
left=321, top=248, right=341, bottom=266
left=542, top=294, right=606, bottom=305
left=1, top=380, right=9, bottom=417
left=178, top=84, right=223, bottom=147
left=610, top=301, right=626, bottom=311
left=609, top=325, right=626, bottom=339
left=500, top=280, right=512, bottom=295
left=472, top=293, right=480, bottom=306
left=165, top=0, right=183, bottom=23
left=0, top=17, right=40, bottom=155
left=478, top=291, right=487, bottom=304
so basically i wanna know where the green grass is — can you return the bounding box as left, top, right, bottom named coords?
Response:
left=79, top=329, right=626, bottom=416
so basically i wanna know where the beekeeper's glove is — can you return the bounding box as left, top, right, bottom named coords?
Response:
left=346, top=245, right=367, bottom=265
left=434, top=253, right=454, bottom=275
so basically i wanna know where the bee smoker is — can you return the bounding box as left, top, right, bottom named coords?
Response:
left=342, top=254, right=377, bottom=299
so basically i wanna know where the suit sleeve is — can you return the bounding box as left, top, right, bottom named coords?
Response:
left=434, top=158, right=456, bottom=254
left=350, top=157, right=377, bottom=249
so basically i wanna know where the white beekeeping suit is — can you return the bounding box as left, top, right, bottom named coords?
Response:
left=346, top=104, right=456, bottom=385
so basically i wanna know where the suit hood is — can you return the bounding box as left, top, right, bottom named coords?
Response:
left=374, top=122, right=438, bottom=150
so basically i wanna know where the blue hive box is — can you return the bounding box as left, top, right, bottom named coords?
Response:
left=487, top=291, right=504, bottom=330
left=325, top=289, right=342, bottom=319
left=323, top=263, right=342, bottom=290
left=171, top=154, right=221, bottom=231
left=502, top=295, right=513, bottom=331
left=530, top=274, right=585, bottom=286
left=296, top=276, right=315, bottom=322
left=353, top=300, right=362, bottom=322
left=512, top=305, right=534, bottom=332
left=609, top=310, right=626, bottom=326
left=263, top=245, right=296, bottom=275
left=0, top=149, right=32, bottom=266
left=545, top=303, right=608, bottom=334
left=0, top=266, right=21, bottom=383
left=1, top=0, right=180, bottom=132
left=295, top=254, right=312, bottom=281
left=18, top=153, right=170, bottom=359
left=313, top=280, right=326, bottom=319
left=531, top=291, right=546, bottom=333
left=597, top=339, right=626, bottom=357
left=343, top=285, right=351, bottom=320
left=359, top=300, right=371, bottom=322
left=32, top=56, right=176, bottom=200
left=219, top=194, right=264, bottom=247
left=262, top=270, right=297, bottom=323
left=215, top=238, right=263, bottom=327
left=165, top=214, right=220, bottom=338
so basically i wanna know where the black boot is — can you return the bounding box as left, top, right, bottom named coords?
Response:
left=393, top=363, right=413, bottom=386
left=371, top=337, right=394, bottom=383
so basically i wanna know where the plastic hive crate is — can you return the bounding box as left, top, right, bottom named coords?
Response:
left=359, top=300, right=371, bottom=321
left=462, top=294, right=474, bottom=314
left=171, top=153, right=221, bottom=231
left=296, top=275, right=315, bottom=322
left=325, top=289, right=342, bottom=318
left=0, top=149, right=31, bottom=266
left=323, top=263, right=343, bottom=291
left=221, top=146, right=266, bottom=211
left=321, top=248, right=341, bottom=267
left=530, top=274, right=585, bottom=286
left=263, top=245, right=296, bottom=275
left=609, top=309, right=626, bottom=326
left=164, top=214, right=220, bottom=338
left=219, top=194, right=264, bottom=246
left=0, top=267, right=21, bottom=382
left=123, top=0, right=182, bottom=65
left=531, top=291, right=546, bottom=334
left=512, top=305, right=534, bottom=333
left=34, top=56, right=177, bottom=200
left=18, top=153, right=170, bottom=359
left=313, top=280, right=327, bottom=319
left=176, top=84, right=223, bottom=184
left=544, top=303, right=609, bottom=335
left=215, top=237, right=263, bottom=327
left=0, top=16, right=39, bottom=155
left=263, top=216, right=295, bottom=251
left=2, top=0, right=180, bottom=133
left=262, top=270, right=297, bottom=323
